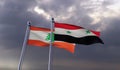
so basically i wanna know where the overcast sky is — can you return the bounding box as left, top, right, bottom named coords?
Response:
left=0, top=0, right=120, bottom=70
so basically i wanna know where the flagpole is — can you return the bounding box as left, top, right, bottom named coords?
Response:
left=48, top=18, right=54, bottom=70
left=18, top=21, right=31, bottom=70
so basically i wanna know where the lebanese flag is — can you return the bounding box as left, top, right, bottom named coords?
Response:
left=27, top=26, right=75, bottom=53
left=54, top=22, right=104, bottom=45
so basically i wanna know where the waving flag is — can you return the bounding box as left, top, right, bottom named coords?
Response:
left=27, top=26, right=75, bottom=53
left=28, top=26, right=50, bottom=46
left=27, top=22, right=103, bottom=53
left=54, top=22, right=104, bottom=45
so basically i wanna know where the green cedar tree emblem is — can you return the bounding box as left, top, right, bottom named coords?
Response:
left=66, top=31, right=71, bottom=34
left=45, top=33, right=54, bottom=42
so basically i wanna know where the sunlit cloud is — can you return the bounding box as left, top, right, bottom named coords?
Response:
left=35, top=0, right=52, bottom=4
left=34, top=6, right=51, bottom=20
left=1, top=0, right=120, bottom=70
left=106, top=1, right=120, bottom=17
left=86, top=0, right=120, bottom=31
left=55, top=5, right=76, bottom=21
left=89, top=12, right=102, bottom=25
left=80, top=0, right=104, bottom=10
left=67, top=6, right=76, bottom=13
left=88, top=11, right=112, bottom=23
left=88, top=11, right=112, bottom=31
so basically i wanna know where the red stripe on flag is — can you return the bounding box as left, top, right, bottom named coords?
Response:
left=53, top=41, right=75, bottom=53
left=27, top=40, right=75, bottom=53
left=91, top=30, right=100, bottom=37
left=30, top=26, right=50, bottom=31
left=27, top=40, right=49, bottom=47
left=54, top=22, right=83, bottom=30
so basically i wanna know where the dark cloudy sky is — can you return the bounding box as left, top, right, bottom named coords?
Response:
left=0, top=0, right=120, bottom=70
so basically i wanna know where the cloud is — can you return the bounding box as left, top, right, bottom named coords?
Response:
left=102, top=18, right=120, bottom=47
left=53, top=57, right=120, bottom=70
left=0, top=0, right=120, bottom=70
left=0, top=0, right=5, bottom=7
left=34, top=6, right=51, bottom=20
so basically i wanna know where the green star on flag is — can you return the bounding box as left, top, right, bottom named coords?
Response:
left=86, top=30, right=91, bottom=34
left=66, top=31, right=71, bottom=34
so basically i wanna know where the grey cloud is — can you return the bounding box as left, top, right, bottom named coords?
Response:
left=102, top=0, right=116, bottom=6
left=102, top=17, right=120, bottom=47
left=38, top=0, right=75, bottom=11
left=0, top=0, right=120, bottom=70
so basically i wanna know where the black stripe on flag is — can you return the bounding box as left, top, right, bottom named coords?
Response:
left=54, top=34, right=104, bottom=45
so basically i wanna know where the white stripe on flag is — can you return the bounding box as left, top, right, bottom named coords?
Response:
left=29, top=30, right=50, bottom=43
left=55, top=28, right=96, bottom=38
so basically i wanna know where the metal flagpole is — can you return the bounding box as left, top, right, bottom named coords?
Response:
left=18, top=21, right=31, bottom=70
left=48, top=18, right=54, bottom=70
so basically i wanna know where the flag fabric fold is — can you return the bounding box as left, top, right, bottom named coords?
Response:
left=27, top=26, right=75, bottom=53
left=27, top=22, right=104, bottom=53
left=27, top=26, right=50, bottom=47
left=54, top=22, right=104, bottom=45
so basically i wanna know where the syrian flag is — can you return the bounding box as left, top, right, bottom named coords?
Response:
left=54, top=22, right=104, bottom=45
left=27, top=26, right=75, bottom=53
